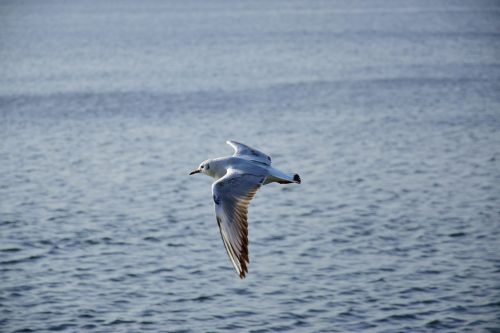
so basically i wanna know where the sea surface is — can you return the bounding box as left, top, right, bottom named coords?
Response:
left=1, top=1, right=500, bottom=332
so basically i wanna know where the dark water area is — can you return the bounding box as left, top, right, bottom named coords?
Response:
left=1, top=1, right=500, bottom=332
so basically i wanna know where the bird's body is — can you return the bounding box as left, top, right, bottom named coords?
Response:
left=190, top=141, right=300, bottom=278
left=201, top=156, right=297, bottom=184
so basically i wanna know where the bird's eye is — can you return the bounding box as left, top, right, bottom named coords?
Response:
left=201, top=165, right=204, bottom=169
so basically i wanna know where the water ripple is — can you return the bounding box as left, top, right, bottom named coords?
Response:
left=1, top=1, right=500, bottom=332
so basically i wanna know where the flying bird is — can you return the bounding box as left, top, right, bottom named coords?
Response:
left=189, top=141, right=301, bottom=278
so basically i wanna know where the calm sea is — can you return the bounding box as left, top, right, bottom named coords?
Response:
left=1, top=1, right=499, bottom=332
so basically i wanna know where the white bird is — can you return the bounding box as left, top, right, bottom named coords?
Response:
left=189, top=141, right=301, bottom=278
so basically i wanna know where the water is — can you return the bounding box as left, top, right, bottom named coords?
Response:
left=1, top=1, right=500, bottom=332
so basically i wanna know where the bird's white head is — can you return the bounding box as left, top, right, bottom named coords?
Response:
left=189, top=159, right=212, bottom=177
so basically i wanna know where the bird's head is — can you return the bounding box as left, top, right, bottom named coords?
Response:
left=189, top=160, right=212, bottom=176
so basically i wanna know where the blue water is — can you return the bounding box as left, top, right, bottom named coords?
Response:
left=1, top=1, right=500, bottom=332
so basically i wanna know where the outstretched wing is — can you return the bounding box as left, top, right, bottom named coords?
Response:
left=226, top=140, right=272, bottom=166
left=212, top=169, right=265, bottom=278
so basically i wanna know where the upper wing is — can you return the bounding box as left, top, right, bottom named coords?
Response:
left=212, top=169, right=265, bottom=278
left=226, top=140, right=272, bottom=166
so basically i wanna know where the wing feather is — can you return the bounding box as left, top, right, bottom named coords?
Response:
left=212, top=169, right=265, bottom=278
left=226, top=140, right=272, bottom=166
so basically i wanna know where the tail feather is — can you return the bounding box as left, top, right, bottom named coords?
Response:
left=293, top=174, right=301, bottom=184
left=263, top=167, right=301, bottom=185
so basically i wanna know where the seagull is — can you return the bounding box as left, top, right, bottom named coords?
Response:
left=189, top=141, right=301, bottom=278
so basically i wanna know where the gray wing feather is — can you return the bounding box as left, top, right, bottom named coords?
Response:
left=226, top=140, right=272, bottom=166
left=212, top=169, right=265, bottom=278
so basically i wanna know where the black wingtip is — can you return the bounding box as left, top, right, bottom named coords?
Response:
left=293, top=174, right=301, bottom=184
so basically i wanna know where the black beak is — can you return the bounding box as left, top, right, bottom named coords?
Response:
left=189, top=169, right=201, bottom=175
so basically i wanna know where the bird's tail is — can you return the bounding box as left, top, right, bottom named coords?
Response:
left=293, top=173, right=301, bottom=184
left=263, top=167, right=301, bottom=185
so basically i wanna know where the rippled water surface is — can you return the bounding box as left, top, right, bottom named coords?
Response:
left=1, top=1, right=500, bottom=332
